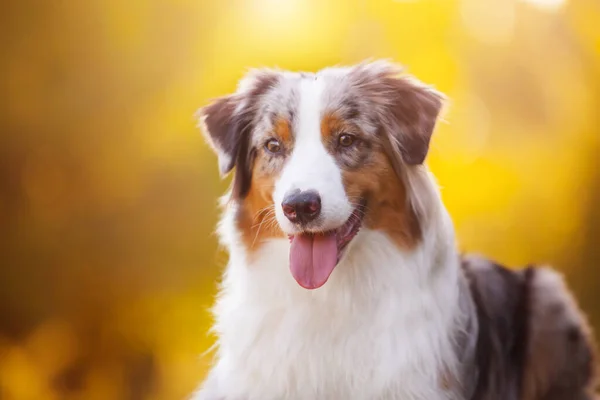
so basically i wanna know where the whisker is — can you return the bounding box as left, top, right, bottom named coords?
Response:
left=251, top=215, right=268, bottom=248
left=252, top=204, right=275, bottom=223
left=265, top=220, right=279, bottom=233
left=252, top=207, right=275, bottom=228
left=251, top=212, right=276, bottom=230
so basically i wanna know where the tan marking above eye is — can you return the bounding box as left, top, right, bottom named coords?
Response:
left=321, top=112, right=345, bottom=141
left=274, top=118, right=292, bottom=144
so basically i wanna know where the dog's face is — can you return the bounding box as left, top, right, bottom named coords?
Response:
left=200, top=61, right=444, bottom=289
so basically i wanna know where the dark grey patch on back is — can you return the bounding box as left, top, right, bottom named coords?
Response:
left=463, top=255, right=530, bottom=400
left=462, top=254, right=598, bottom=400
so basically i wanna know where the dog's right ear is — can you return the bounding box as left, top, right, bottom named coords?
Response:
left=198, top=70, right=279, bottom=177
left=198, top=95, right=242, bottom=177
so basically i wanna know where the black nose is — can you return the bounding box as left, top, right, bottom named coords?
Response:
left=282, top=190, right=321, bottom=224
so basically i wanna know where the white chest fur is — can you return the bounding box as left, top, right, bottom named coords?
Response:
left=196, top=222, right=466, bottom=400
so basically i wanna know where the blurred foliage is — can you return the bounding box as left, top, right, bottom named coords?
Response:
left=0, top=0, right=599, bottom=398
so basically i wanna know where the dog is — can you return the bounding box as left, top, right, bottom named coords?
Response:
left=193, top=60, right=597, bottom=400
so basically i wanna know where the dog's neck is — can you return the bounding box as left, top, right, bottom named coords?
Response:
left=209, top=191, right=480, bottom=399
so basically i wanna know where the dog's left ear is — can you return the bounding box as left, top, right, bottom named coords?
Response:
left=381, top=75, right=445, bottom=165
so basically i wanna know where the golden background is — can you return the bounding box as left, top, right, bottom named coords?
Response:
left=1, top=0, right=599, bottom=398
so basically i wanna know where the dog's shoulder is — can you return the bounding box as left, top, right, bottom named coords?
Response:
left=461, top=254, right=597, bottom=400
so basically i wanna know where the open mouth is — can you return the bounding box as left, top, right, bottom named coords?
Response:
left=288, top=199, right=366, bottom=290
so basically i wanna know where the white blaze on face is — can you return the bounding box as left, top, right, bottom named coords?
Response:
left=273, top=76, right=355, bottom=290
left=273, top=76, right=353, bottom=235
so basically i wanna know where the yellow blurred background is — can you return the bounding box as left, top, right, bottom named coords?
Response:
left=1, top=0, right=599, bottom=398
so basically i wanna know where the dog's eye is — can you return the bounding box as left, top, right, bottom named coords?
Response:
left=265, top=138, right=282, bottom=154
left=338, top=133, right=355, bottom=147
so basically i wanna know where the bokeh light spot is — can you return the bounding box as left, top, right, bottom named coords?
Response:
left=461, top=0, right=516, bottom=44
left=521, top=0, right=567, bottom=12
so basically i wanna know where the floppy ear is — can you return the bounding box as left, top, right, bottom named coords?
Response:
left=199, top=95, right=242, bottom=176
left=350, top=61, right=445, bottom=166
left=197, top=70, right=279, bottom=196
left=381, top=75, right=445, bottom=165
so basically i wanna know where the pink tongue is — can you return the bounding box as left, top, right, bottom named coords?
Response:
left=289, top=233, right=338, bottom=289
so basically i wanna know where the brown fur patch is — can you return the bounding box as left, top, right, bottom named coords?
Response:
left=341, top=150, right=421, bottom=249
left=236, top=163, right=284, bottom=253
left=236, top=119, right=292, bottom=253
left=274, top=117, right=292, bottom=145
left=320, top=112, right=347, bottom=142
left=320, top=111, right=421, bottom=249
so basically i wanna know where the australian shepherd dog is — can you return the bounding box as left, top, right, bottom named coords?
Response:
left=193, top=60, right=597, bottom=400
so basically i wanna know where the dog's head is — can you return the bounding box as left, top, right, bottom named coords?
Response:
left=199, top=60, right=445, bottom=289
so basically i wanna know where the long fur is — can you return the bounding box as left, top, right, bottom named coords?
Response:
left=194, top=61, right=597, bottom=400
